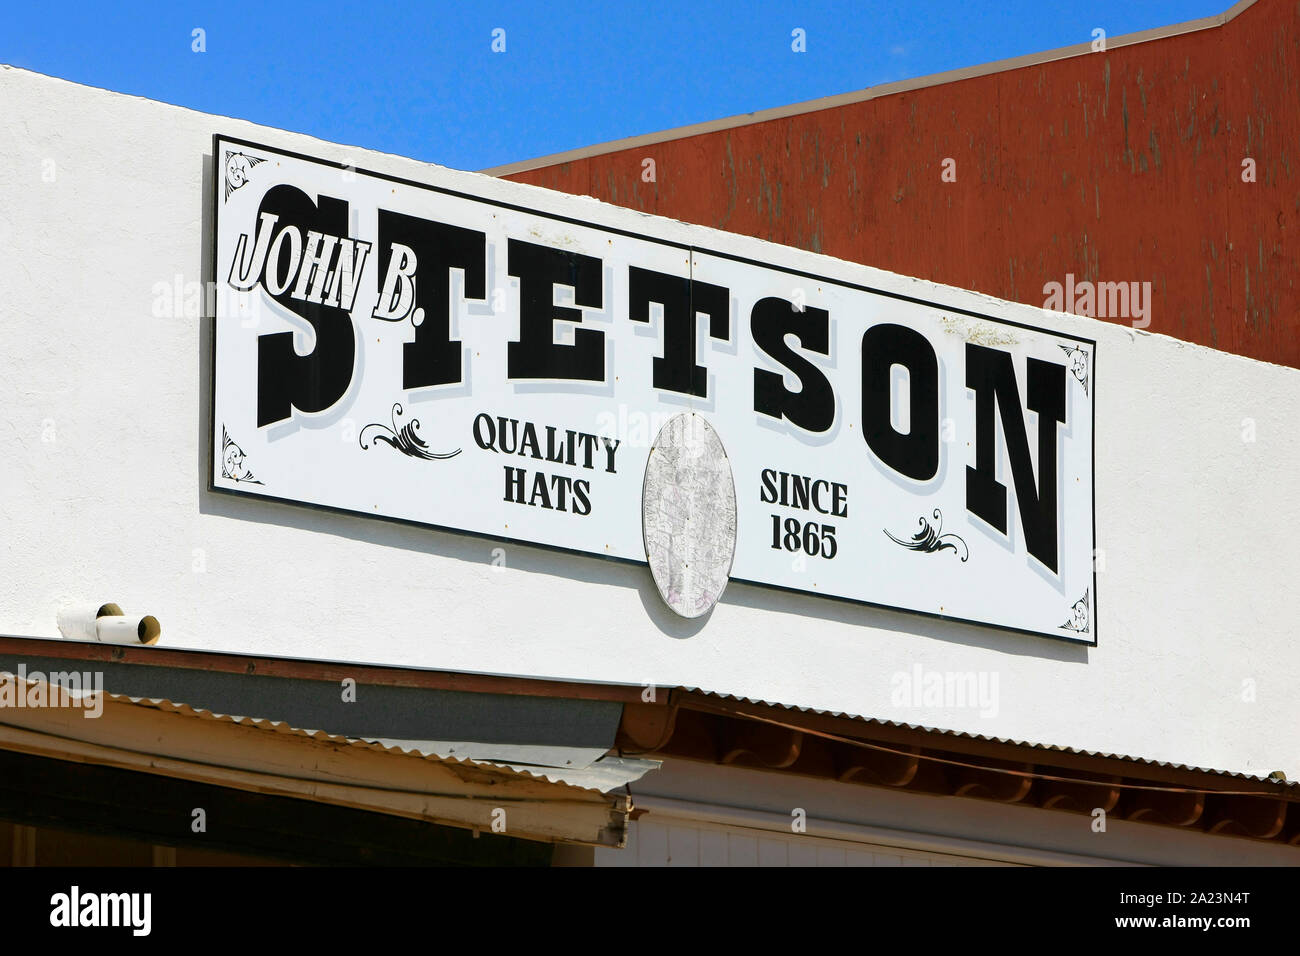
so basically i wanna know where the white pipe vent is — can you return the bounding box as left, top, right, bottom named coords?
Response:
left=56, top=603, right=161, bottom=646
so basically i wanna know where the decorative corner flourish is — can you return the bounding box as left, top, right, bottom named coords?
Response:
left=223, top=150, right=266, bottom=201
left=221, top=426, right=263, bottom=485
left=359, top=403, right=461, bottom=461
left=1061, top=589, right=1091, bottom=634
left=1059, top=344, right=1090, bottom=395
left=883, top=508, right=969, bottom=562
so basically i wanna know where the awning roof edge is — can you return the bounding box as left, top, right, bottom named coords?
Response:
left=0, top=672, right=633, bottom=848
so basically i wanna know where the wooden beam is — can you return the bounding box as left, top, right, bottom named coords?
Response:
left=1037, top=774, right=1122, bottom=813
left=952, top=761, right=1035, bottom=803
left=1206, top=796, right=1289, bottom=839
left=720, top=722, right=803, bottom=769
left=0, top=749, right=553, bottom=866
left=1124, top=790, right=1205, bottom=827
left=836, top=745, right=920, bottom=787
left=617, top=701, right=678, bottom=753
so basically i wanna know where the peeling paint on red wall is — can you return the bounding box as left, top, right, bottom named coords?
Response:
left=507, top=0, right=1299, bottom=368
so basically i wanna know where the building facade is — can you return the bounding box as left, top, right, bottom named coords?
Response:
left=0, top=0, right=1297, bottom=866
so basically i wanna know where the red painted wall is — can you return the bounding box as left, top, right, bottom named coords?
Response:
left=507, top=0, right=1299, bottom=367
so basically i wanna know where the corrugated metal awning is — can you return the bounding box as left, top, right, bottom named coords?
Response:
left=0, top=672, right=646, bottom=847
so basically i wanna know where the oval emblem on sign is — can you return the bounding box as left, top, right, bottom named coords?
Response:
left=641, top=413, right=737, bottom=618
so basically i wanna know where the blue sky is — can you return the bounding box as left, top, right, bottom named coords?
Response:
left=3, top=1, right=1229, bottom=171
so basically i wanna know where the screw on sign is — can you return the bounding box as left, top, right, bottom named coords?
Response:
left=641, top=413, right=737, bottom=618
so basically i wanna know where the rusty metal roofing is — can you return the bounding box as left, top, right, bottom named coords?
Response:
left=113, top=692, right=658, bottom=794
left=676, top=686, right=1296, bottom=790
left=0, top=669, right=640, bottom=847
left=0, top=635, right=1284, bottom=792
left=0, top=668, right=656, bottom=795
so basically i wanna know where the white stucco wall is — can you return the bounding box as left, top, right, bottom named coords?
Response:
left=1, top=64, right=1296, bottom=778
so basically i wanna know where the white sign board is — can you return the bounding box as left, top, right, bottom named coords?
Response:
left=211, top=135, right=1097, bottom=642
